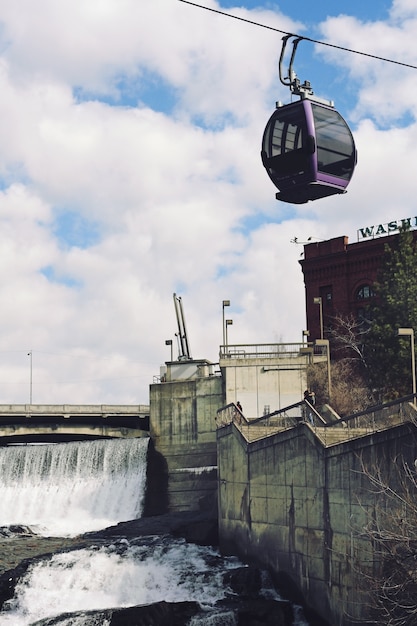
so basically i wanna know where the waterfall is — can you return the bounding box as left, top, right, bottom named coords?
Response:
left=0, top=437, right=149, bottom=537
left=0, top=539, right=246, bottom=626
left=0, top=437, right=311, bottom=626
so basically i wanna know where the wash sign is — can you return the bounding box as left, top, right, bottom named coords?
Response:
left=357, top=217, right=417, bottom=240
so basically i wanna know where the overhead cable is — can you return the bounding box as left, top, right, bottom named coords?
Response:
left=178, top=0, right=417, bottom=71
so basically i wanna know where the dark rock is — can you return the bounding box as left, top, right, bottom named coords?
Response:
left=0, top=557, right=34, bottom=609
left=171, top=517, right=218, bottom=546
left=32, top=598, right=295, bottom=626
left=85, top=509, right=218, bottom=546
left=236, top=599, right=293, bottom=626
left=0, top=525, right=34, bottom=537
left=31, top=601, right=201, bottom=626
left=223, top=566, right=263, bottom=597
left=270, top=571, right=306, bottom=606
left=271, top=571, right=330, bottom=626
left=110, top=601, right=201, bottom=626
left=221, top=567, right=294, bottom=625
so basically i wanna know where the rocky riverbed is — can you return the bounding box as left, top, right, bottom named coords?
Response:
left=0, top=510, right=217, bottom=574
left=0, top=512, right=327, bottom=626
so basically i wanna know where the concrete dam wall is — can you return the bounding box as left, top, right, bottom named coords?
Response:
left=216, top=401, right=417, bottom=625
left=147, top=352, right=417, bottom=624
left=148, top=373, right=222, bottom=514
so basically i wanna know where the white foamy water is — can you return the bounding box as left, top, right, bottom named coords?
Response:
left=0, top=438, right=149, bottom=536
left=0, top=539, right=243, bottom=626
left=0, top=438, right=310, bottom=626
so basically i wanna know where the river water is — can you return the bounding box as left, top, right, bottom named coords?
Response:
left=0, top=438, right=309, bottom=626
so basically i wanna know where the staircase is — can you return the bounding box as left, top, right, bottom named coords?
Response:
left=222, top=397, right=417, bottom=447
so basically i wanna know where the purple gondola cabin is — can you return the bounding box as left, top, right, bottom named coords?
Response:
left=261, top=98, right=357, bottom=204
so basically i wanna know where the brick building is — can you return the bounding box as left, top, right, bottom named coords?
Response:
left=299, top=226, right=417, bottom=343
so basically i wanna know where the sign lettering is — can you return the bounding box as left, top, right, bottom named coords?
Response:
left=358, top=217, right=417, bottom=240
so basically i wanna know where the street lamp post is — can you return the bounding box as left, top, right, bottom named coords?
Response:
left=315, top=339, right=331, bottom=401
left=313, top=297, right=323, bottom=340
left=302, top=329, right=310, bottom=345
left=222, top=300, right=230, bottom=352
left=225, top=319, right=233, bottom=353
left=397, top=328, right=416, bottom=404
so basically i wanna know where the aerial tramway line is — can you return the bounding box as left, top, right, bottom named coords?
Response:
left=179, top=0, right=417, bottom=205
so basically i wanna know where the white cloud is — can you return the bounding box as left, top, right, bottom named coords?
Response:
left=0, top=0, right=414, bottom=405
left=317, top=13, right=417, bottom=123
left=390, top=0, right=417, bottom=20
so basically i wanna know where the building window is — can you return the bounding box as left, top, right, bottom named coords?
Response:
left=356, top=285, right=375, bottom=324
left=356, top=284, right=375, bottom=300
left=320, top=286, right=333, bottom=308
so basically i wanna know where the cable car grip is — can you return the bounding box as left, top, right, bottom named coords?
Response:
left=278, top=35, right=334, bottom=106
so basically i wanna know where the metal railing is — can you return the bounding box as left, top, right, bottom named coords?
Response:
left=216, top=395, right=417, bottom=445
left=215, top=400, right=325, bottom=431
left=216, top=403, right=246, bottom=427
left=219, top=342, right=320, bottom=360
left=325, top=394, right=417, bottom=431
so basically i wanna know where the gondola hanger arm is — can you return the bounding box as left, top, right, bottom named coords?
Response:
left=279, top=35, right=314, bottom=98
left=278, top=35, right=333, bottom=105
left=278, top=34, right=294, bottom=87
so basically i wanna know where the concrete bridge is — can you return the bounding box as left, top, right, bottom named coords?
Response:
left=0, top=404, right=150, bottom=443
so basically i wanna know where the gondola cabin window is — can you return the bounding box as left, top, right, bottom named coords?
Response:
left=312, top=104, right=356, bottom=181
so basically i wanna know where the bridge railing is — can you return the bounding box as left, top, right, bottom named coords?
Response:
left=0, top=404, right=150, bottom=417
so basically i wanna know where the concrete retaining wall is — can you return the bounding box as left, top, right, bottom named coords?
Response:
left=217, top=418, right=417, bottom=625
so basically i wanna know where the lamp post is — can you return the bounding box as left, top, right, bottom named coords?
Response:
left=225, top=319, right=233, bottom=353
left=28, top=350, right=32, bottom=405
left=222, top=300, right=230, bottom=352
left=302, top=329, right=310, bottom=345
left=165, top=339, right=173, bottom=362
left=313, top=297, right=323, bottom=340
left=397, top=328, right=416, bottom=404
left=315, top=339, right=331, bottom=401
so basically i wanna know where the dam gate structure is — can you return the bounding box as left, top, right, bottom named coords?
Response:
left=149, top=342, right=311, bottom=515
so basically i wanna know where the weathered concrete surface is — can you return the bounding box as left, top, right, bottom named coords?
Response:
left=149, top=375, right=222, bottom=513
left=217, top=417, right=417, bottom=626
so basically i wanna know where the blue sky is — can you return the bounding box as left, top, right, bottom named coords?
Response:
left=0, top=0, right=415, bottom=406
left=218, top=1, right=392, bottom=21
